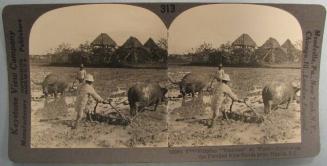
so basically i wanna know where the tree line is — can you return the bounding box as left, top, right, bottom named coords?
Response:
left=31, top=38, right=168, bottom=67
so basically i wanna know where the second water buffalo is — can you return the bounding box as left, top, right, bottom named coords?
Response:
left=262, top=81, right=300, bottom=114
left=127, top=83, right=168, bottom=116
left=169, top=73, right=212, bottom=103
left=32, top=73, right=75, bottom=98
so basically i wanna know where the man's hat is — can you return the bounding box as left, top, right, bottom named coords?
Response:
left=80, top=64, right=84, bottom=68
left=85, top=74, right=94, bottom=82
left=222, top=74, right=231, bottom=82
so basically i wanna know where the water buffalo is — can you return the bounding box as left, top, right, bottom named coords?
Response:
left=262, top=81, right=300, bottom=114
left=127, top=83, right=168, bottom=116
left=32, top=73, right=75, bottom=98
left=168, top=73, right=212, bottom=103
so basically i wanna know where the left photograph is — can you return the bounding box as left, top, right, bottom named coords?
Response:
left=30, top=4, right=168, bottom=148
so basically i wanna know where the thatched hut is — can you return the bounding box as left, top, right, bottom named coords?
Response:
left=144, top=38, right=160, bottom=50
left=261, top=37, right=280, bottom=49
left=121, top=36, right=143, bottom=48
left=114, top=36, right=150, bottom=64
left=91, top=33, right=117, bottom=49
left=232, top=33, right=257, bottom=49
left=90, top=33, right=117, bottom=65
left=281, top=39, right=301, bottom=62
left=231, top=33, right=257, bottom=64
left=144, top=38, right=167, bottom=62
left=255, top=37, right=287, bottom=64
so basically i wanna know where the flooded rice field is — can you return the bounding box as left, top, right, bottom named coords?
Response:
left=30, top=65, right=301, bottom=148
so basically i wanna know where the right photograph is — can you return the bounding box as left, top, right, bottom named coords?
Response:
left=167, top=4, right=302, bottom=147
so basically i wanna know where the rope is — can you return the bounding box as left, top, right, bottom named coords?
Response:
left=227, top=99, right=258, bottom=116
left=93, top=102, right=99, bottom=114
left=106, top=102, right=128, bottom=120
left=88, top=101, right=129, bottom=123
left=242, top=99, right=258, bottom=116
left=112, top=99, right=128, bottom=106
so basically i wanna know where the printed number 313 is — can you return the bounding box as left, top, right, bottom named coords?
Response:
left=161, top=4, right=175, bottom=14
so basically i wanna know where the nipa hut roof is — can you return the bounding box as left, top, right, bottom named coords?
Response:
left=255, top=46, right=288, bottom=64
left=91, top=33, right=117, bottom=47
left=144, top=38, right=160, bottom=50
left=261, top=37, right=280, bottom=49
left=281, top=39, right=301, bottom=62
left=281, top=39, right=296, bottom=50
left=232, top=33, right=257, bottom=47
left=121, top=36, right=143, bottom=48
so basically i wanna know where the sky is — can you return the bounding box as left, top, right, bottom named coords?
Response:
left=30, top=4, right=302, bottom=55
left=168, top=4, right=303, bottom=54
left=29, top=4, right=167, bottom=55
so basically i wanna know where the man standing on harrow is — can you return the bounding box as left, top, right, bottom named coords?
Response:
left=216, top=63, right=225, bottom=81
left=77, top=64, right=87, bottom=83
left=208, top=63, right=225, bottom=90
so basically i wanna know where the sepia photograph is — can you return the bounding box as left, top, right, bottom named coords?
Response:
left=30, top=3, right=302, bottom=149
left=30, top=4, right=168, bottom=148
left=3, top=1, right=325, bottom=162
left=167, top=4, right=302, bottom=147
